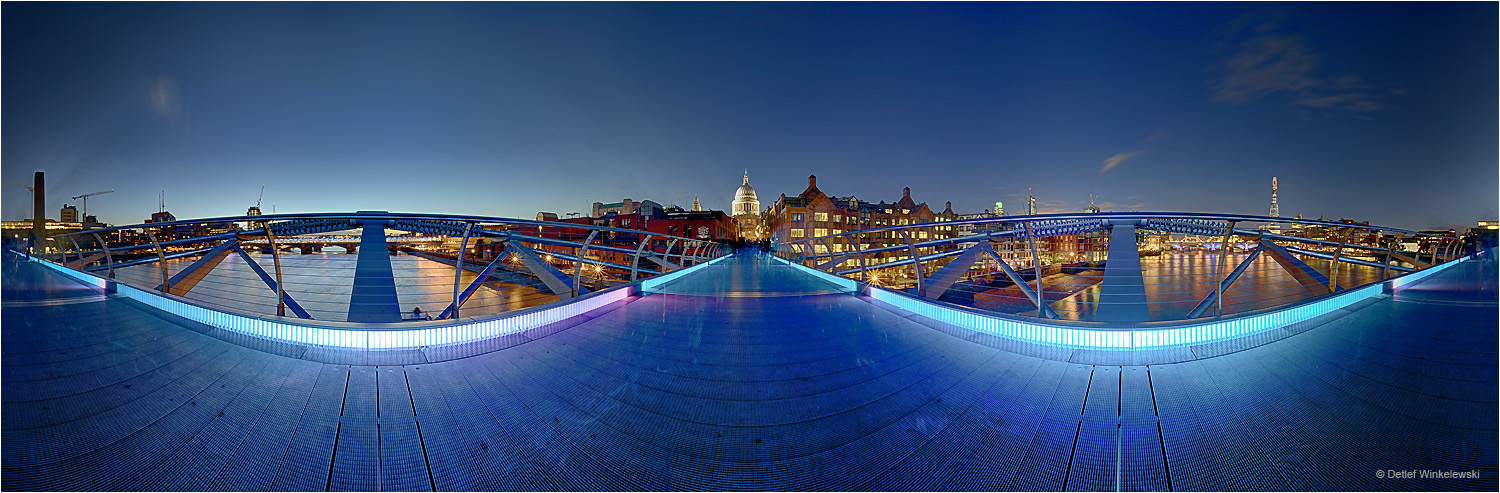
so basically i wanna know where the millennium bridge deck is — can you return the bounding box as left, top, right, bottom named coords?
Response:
left=2, top=250, right=1496, bottom=491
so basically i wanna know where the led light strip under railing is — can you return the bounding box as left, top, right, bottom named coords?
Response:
left=778, top=252, right=1468, bottom=349
left=26, top=253, right=632, bottom=350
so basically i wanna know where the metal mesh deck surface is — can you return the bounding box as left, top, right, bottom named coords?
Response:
left=3, top=251, right=1495, bottom=491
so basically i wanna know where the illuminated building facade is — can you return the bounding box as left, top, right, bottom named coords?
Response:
left=767, top=175, right=959, bottom=276
left=591, top=198, right=663, bottom=218
left=732, top=170, right=766, bottom=241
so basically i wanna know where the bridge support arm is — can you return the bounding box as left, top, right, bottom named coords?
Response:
left=1389, top=250, right=1431, bottom=270
left=438, top=241, right=514, bottom=320
left=977, top=242, right=1058, bottom=319
left=156, top=239, right=240, bottom=296
left=507, top=241, right=587, bottom=300
left=347, top=221, right=402, bottom=323
left=817, top=250, right=855, bottom=272
left=229, top=245, right=313, bottom=319
left=1259, top=238, right=1333, bottom=293
left=910, top=239, right=987, bottom=300
left=451, top=222, right=474, bottom=319
left=65, top=251, right=107, bottom=271
left=1023, top=222, right=1047, bottom=318
left=1096, top=223, right=1150, bottom=322
left=1188, top=244, right=1266, bottom=318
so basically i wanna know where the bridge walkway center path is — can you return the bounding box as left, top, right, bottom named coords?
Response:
left=2, top=248, right=1495, bottom=491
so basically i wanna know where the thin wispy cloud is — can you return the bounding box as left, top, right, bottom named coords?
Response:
left=1212, top=22, right=1387, bottom=114
left=1093, top=201, right=1148, bottom=212
left=148, top=74, right=188, bottom=125
left=1100, top=151, right=1142, bottom=173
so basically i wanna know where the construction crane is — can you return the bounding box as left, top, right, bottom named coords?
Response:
left=248, top=185, right=265, bottom=216
left=71, top=189, right=115, bottom=224
left=4, top=180, right=36, bottom=220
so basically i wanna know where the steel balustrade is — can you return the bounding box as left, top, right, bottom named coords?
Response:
left=776, top=212, right=1465, bottom=324
left=32, top=212, right=727, bottom=325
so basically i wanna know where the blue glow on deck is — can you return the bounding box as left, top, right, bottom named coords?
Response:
left=869, top=283, right=1383, bottom=348
left=771, top=255, right=859, bottom=293
left=1387, top=253, right=1465, bottom=289
left=639, top=255, right=732, bottom=293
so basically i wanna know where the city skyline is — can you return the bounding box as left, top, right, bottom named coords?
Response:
left=3, top=2, right=1496, bottom=232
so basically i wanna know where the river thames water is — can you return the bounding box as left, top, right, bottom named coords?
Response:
left=968, top=251, right=1390, bottom=321
left=113, top=252, right=558, bottom=321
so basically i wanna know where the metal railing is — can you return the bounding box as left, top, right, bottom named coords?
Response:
left=28, top=212, right=727, bottom=323
left=775, top=212, right=1465, bottom=324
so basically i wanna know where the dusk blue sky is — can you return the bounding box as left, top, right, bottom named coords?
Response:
left=3, top=2, right=1495, bottom=231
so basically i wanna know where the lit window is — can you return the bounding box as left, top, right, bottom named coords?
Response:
left=790, top=213, right=804, bottom=222
left=903, top=209, right=910, bottom=214
left=832, top=214, right=842, bottom=223
left=814, top=212, right=829, bottom=222
left=790, top=229, right=804, bottom=238
left=815, top=228, right=828, bottom=237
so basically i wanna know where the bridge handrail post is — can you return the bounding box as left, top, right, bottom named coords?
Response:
left=91, top=232, right=114, bottom=279
left=452, top=222, right=474, bottom=320
left=899, top=229, right=925, bottom=298
left=1383, top=233, right=1404, bottom=280
left=50, top=237, right=65, bottom=264
left=573, top=230, right=599, bottom=297
left=1329, top=227, right=1353, bottom=293
left=820, top=237, right=837, bottom=271
left=265, top=222, right=286, bottom=317
left=663, top=238, right=679, bottom=271
left=850, top=232, right=868, bottom=281
left=66, top=236, right=84, bottom=267
left=629, top=234, right=653, bottom=282
left=145, top=230, right=170, bottom=293
left=1023, top=221, right=1048, bottom=318
left=1214, top=221, right=1237, bottom=316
